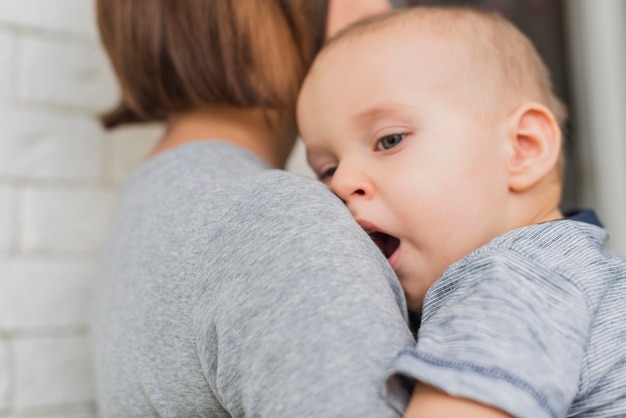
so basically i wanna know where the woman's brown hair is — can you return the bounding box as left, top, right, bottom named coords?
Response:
left=97, top=0, right=329, bottom=129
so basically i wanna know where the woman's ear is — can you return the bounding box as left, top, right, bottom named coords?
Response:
left=506, top=102, right=562, bottom=192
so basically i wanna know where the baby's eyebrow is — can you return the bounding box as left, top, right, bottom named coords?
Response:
left=353, top=104, right=409, bottom=127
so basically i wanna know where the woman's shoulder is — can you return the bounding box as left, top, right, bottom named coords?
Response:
left=257, top=169, right=338, bottom=198
left=117, top=141, right=350, bottom=226
left=235, top=169, right=351, bottom=222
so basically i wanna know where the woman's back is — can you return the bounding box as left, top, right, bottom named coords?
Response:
left=94, top=141, right=413, bottom=417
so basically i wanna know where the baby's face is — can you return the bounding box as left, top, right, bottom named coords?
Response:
left=297, top=29, right=512, bottom=311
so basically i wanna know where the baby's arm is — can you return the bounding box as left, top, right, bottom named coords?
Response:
left=405, top=383, right=513, bottom=418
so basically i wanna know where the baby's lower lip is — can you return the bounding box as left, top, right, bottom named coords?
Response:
left=387, top=244, right=401, bottom=269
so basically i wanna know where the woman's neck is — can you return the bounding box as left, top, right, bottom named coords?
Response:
left=150, top=106, right=297, bottom=169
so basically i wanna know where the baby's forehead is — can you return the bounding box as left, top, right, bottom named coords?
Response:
left=317, top=17, right=477, bottom=75
left=309, top=23, right=477, bottom=92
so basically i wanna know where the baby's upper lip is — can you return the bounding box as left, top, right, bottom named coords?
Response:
left=355, top=219, right=401, bottom=260
left=356, top=219, right=384, bottom=234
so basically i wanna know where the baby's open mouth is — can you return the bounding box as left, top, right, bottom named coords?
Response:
left=367, top=231, right=400, bottom=259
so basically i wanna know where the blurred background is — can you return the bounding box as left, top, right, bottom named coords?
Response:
left=0, top=0, right=624, bottom=416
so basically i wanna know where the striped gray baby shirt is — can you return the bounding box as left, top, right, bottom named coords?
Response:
left=385, top=210, right=626, bottom=418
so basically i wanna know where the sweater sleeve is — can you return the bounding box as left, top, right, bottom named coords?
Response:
left=195, top=172, right=415, bottom=418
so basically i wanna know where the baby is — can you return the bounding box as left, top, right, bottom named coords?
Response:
left=297, top=6, right=626, bottom=418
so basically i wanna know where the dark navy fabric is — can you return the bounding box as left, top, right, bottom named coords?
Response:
left=564, top=208, right=602, bottom=227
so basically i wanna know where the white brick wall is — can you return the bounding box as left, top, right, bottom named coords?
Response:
left=0, top=259, right=94, bottom=330
left=0, top=2, right=162, bottom=416
left=0, top=106, right=105, bottom=180
left=0, top=30, right=14, bottom=99
left=0, top=187, right=16, bottom=253
left=0, top=340, right=8, bottom=411
left=21, top=188, right=115, bottom=254
left=13, top=336, right=94, bottom=409
left=0, top=0, right=97, bottom=38
left=18, top=38, right=117, bottom=110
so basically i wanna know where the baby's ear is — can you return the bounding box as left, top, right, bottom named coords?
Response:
left=506, top=103, right=562, bottom=192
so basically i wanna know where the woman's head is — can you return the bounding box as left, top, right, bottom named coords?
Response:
left=97, top=0, right=329, bottom=129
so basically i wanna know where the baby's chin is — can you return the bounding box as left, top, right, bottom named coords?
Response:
left=398, top=274, right=430, bottom=313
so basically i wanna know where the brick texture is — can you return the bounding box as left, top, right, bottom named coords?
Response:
left=0, top=339, right=8, bottom=412
left=18, top=37, right=117, bottom=111
left=20, top=188, right=116, bottom=254
left=0, top=186, right=16, bottom=253
left=0, top=259, right=95, bottom=330
left=0, top=1, right=155, bottom=415
left=0, top=30, right=14, bottom=101
left=13, top=336, right=94, bottom=410
left=0, top=0, right=97, bottom=37
left=0, top=104, right=104, bottom=180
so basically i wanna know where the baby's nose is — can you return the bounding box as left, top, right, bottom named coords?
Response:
left=329, top=163, right=373, bottom=204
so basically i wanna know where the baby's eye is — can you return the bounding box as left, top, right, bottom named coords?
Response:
left=376, top=133, right=405, bottom=150
left=319, top=166, right=337, bottom=181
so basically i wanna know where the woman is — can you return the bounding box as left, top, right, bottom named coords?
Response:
left=93, top=1, right=413, bottom=417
